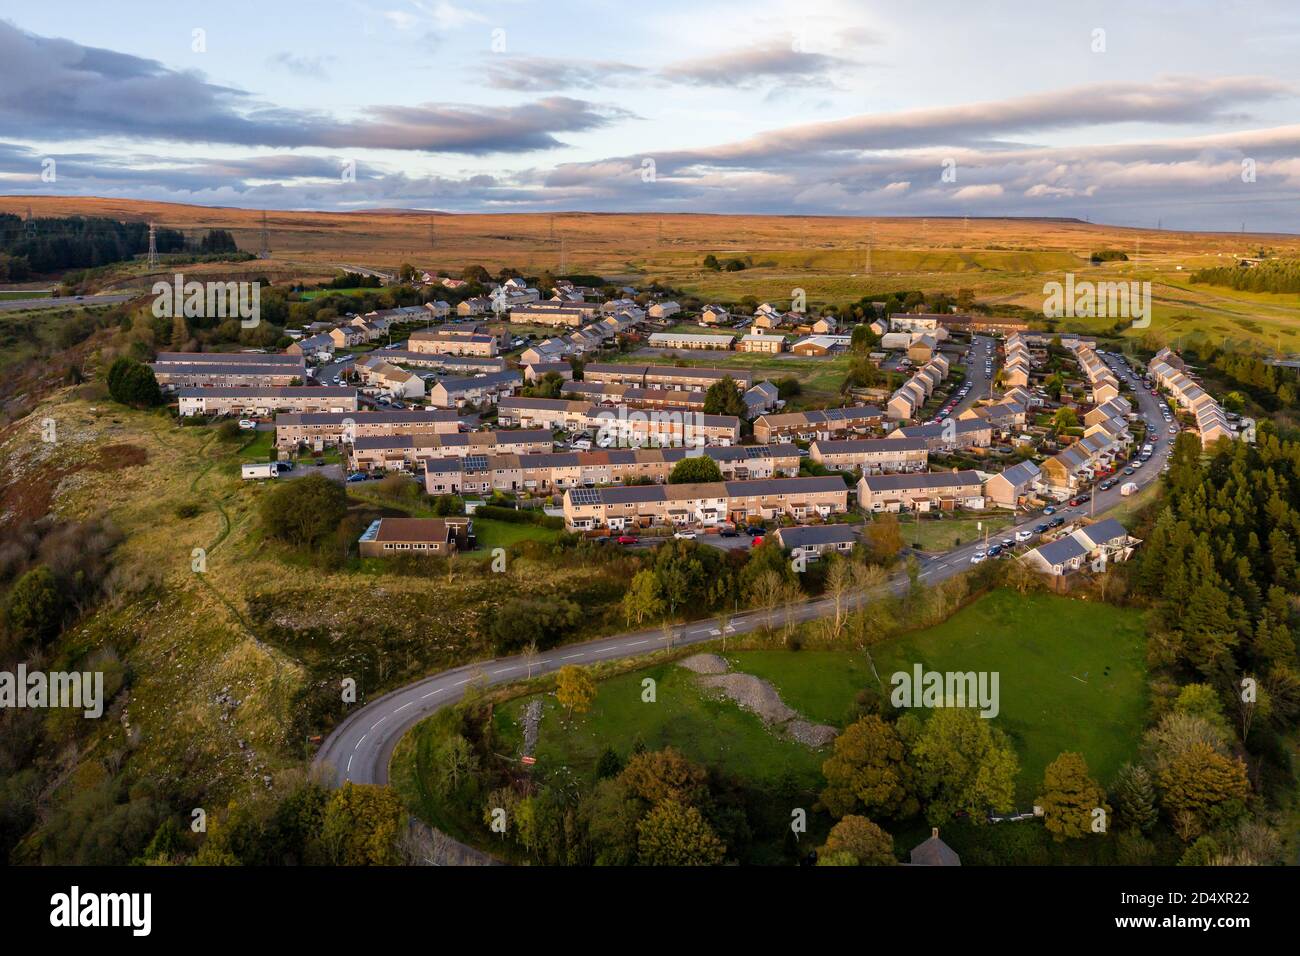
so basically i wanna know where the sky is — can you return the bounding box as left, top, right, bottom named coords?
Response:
left=3, top=0, right=1300, bottom=230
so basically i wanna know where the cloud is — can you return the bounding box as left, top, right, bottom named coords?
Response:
left=0, top=22, right=627, bottom=154
left=268, top=53, right=335, bottom=78
left=659, top=39, right=856, bottom=88
left=485, top=56, right=646, bottom=92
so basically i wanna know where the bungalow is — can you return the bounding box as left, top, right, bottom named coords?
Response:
left=357, top=517, right=473, bottom=557
left=856, top=470, right=985, bottom=512
left=772, top=524, right=859, bottom=562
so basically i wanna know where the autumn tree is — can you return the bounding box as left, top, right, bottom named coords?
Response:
left=817, top=815, right=896, bottom=866
left=1037, top=752, right=1109, bottom=841
left=635, top=800, right=726, bottom=866
left=1158, top=742, right=1250, bottom=840
left=555, top=665, right=597, bottom=720
left=867, top=513, right=904, bottom=564
left=620, top=748, right=709, bottom=807
left=913, top=708, right=1019, bottom=824
left=820, top=715, right=918, bottom=819
left=320, top=783, right=405, bottom=866
left=668, top=456, right=723, bottom=484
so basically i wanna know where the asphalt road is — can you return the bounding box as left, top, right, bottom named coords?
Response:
left=950, top=334, right=997, bottom=416
left=0, top=293, right=135, bottom=312
left=315, top=373, right=1172, bottom=790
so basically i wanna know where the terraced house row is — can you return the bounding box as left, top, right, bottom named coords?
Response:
left=1147, top=347, right=1236, bottom=445
left=809, top=436, right=929, bottom=474
left=561, top=476, right=851, bottom=531
left=886, top=354, right=951, bottom=421
left=582, top=363, right=753, bottom=391
left=178, top=386, right=358, bottom=417
left=350, top=429, right=555, bottom=471
left=423, top=444, right=801, bottom=496
left=1071, top=340, right=1120, bottom=404
left=274, top=409, right=460, bottom=449
left=752, top=405, right=883, bottom=443
left=497, top=396, right=741, bottom=445
left=151, top=350, right=306, bottom=389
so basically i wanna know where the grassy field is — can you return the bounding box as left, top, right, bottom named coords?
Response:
left=491, top=590, right=1148, bottom=810
left=881, top=512, right=1015, bottom=552
left=0, top=289, right=52, bottom=300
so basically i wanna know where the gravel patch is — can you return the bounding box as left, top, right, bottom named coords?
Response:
left=521, top=698, right=543, bottom=756
left=677, top=653, right=730, bottom=675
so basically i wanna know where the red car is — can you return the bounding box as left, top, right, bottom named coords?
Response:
left=616, top=535, right=638, bottom=545
left=750, top=535, right=764, bottom=547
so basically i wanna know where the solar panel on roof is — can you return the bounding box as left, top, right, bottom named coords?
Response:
left=569, top=488, right=602, bottom=505
left=464, top=455, right=489, bottom=471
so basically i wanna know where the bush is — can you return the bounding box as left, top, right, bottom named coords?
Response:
left=105, top=357, right=162, bottom=408
left=5, top=565, right=64, bottom=644
left=259, top=474, right=349, bottom=550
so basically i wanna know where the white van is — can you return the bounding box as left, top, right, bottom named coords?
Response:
left=241, top=462, right=279, bottom=480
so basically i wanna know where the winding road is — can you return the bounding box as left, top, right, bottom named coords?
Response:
left=315, top=360, right=1173, bottom=789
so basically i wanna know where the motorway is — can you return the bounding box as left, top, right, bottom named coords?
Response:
left=316, top=359, right=1171, bottom=790
left=0, top=292, right=136, bottom=312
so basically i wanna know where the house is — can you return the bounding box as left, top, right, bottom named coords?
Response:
left=351, top=429, right=554, bottom=471
left=700, top=305, right=730, bottom=325
left=648, top=301, right=681, bottom=320
left=1149, top=349, right=1237, bottom=446
left=508, top=301, right=599, bottom=326
left=285, top=333, right=336, bottom=361
left=790, top=334, right=852, bottom=356
left=177, top=386, right=358, bottom=417
left=772, top=524, right=859, bottom=561
left=329, top=325, right=367, bottom=348
left=983, top=460, right=1042, bottom=508
left=523, top=361, right=574, bottom=384
left=737, top=333, right=786, bottom=354
left=909, top=828, right=961, bottom=866
left=380, top=350, right=507, bottom=375
left=856, top=470, right=985, bottom=512
left=427, top=370, right=522, bottom=408
left=498, top=397, right=741, bottom=446
left=457, top=297, right=491, bottom=316
left=810, top=437, right=929, bottom=474
left=424, top=300, right=451, bottom=319
left=752, top=406, right=882, bottom=443
left=908, top=333, right=939, bottom=364
left=358, top=359, right=426, bottom=399
left=888, top=314, right=942, bottom=333
left=1022, top=534, right=1090, bottom=576
left=896, top=418, right=993, bottom=452
left=743, top=381, right=780, bottom=417
left=357, top=517, right=472, bottom=557
left=1040, top=430, right=1122, bottom=494
left=647, top=331, right=734, bottom=351
left=1022, top=517, right=1141, bottom=577
left=811, top=316, right=839, bottom=335
left=564, top=381, right=707, bottom=412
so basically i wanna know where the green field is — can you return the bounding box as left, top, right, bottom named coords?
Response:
left=881, top=512, right=1015, bottom=552
left=0, top=289, right=53, bottom=300
left=494, top=590, right=1148, bottom=805
left=496, top=662, right=827, bottom=787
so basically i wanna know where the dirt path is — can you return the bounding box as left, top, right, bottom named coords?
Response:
left=677, top=653, right=837, bottom=747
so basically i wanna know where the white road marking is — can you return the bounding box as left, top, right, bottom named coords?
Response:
left=561, top=653, right=583, bottom=660
left=627, top=640, right=649, bottom=646
left=395, top=701, right=414, bottom=711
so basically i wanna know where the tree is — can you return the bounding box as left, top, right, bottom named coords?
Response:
left=1052, top=406, right=1079, bottom=431
left=817, top=815, right=896, bottom=865
left=259, top=474, right=348, bottom=549
left=555, top=665, right=597, bottom=720
left=867, top=513, right=904, bottom=564
left=106, top=357, right=162, bottom=407
left=913, top=708, right=1019, bottom=824
left=1037, top=752, right=1108, bottom=841
left=702, top=376, right=746, bottom=417
left=620, top=748, right=709, bottom=807
left=824, top=556, right=854, bottom=637
left=5, top=565, right=63, bottom=643
left=1111, top=763, right=1159, bottom=833
left=636, top=800, right=726, bottom=865
left=851, top=323, right=879, bottom=352
left=668, top=456, right=723, bottom=484
left=621, top=569, right=664, bottom=626
left=320, top=783, right=405, bottom=866
left=1158, top=742, right=1250, bottom=839
left=488, top=597, right=582, bottom=653
left=820, top=716, right=918, bottom=819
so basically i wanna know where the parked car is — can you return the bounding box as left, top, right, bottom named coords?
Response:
left=1123, top=466, right=1135, bottom=475
left=616, top=535, right=638, bottom=545
left=673, top=529, right=697, bottom=540
left=1033, top=523, right=1049, bottom=534
left=345, top=472, right=368, bottom=483
left=987, top=544, right=1003, bottom=557
left=275, top=461, right=294, bottom=473
left=970, top=551, right=986, bottom=564
left=1042, top=505, right=1056, bottom=515
left=1048, top=517, right=1065, bottom=528
left=238, top=419, right=257, bottom=429
left=1015, top=529, right=1033, bottom=542
left=719, top=528, right=739, bottom=538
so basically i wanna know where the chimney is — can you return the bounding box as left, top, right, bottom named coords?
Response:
left=931, top=827, right=939, bottom=839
